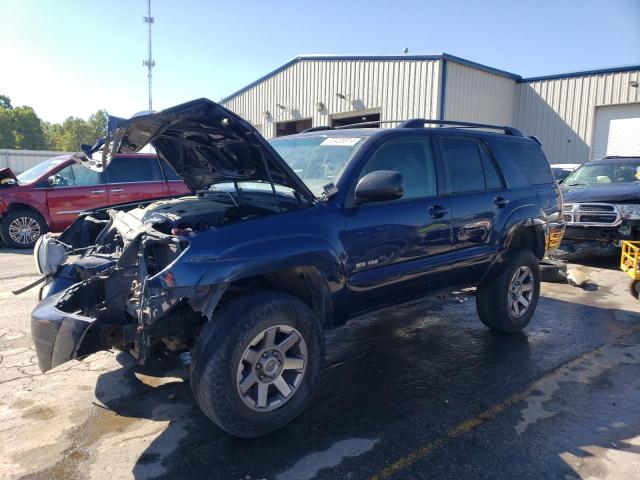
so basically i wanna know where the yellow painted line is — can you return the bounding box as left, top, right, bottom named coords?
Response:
left=369, top=387, right=533, bottom=480
left=369, top=325, right=640, bottom=480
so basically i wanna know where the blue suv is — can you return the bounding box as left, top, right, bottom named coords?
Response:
left=29, top=99, right=564, bottom=437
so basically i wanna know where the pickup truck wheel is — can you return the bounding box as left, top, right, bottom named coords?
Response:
left=190, top=290, right=325, bottom=438
left=1, top=210, right=47, bottom=249
left=476, top=250, right=540, bottom=333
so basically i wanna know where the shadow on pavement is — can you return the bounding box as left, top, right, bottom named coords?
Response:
left=0, top=246, right=33, bottom=255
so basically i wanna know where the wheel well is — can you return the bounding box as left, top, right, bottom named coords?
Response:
left=6, top=203, right=45, bottom=219
left=218, top=267, right=333, bottom=328
left=507, top=225, right=545, bottom=260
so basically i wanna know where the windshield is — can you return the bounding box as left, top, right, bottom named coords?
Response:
left=209, top=181, right=297, bottom=197
left=270, top=135, right=367, bottom=196
left=564, top=159, right=640, bottom=186
left=551, top=167, right=574, bottom=182
left=16, top=156, right=69, bottom=184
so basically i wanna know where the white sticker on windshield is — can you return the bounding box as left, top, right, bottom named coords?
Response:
left=321, top=137, right=361, bottom=146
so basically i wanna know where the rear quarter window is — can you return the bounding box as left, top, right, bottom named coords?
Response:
left=499, top=140, right=554, bottom=185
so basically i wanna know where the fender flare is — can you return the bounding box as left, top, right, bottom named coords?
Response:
left=480, top=209, right=546, bottom=286
left=193, top=235, right=345, bottom=326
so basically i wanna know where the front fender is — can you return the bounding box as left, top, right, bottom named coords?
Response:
left=197, top=234, right=344, bottom=287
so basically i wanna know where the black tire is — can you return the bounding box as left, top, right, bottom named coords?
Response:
left=190, top=290, right=325, bottom=438
left=631, top=281, right=640, bottom=300
left=476, top=250, right=541, bottom=333
left=539, top=258, right=567, bottom=283
left=0, top=209, right=47, bottom=249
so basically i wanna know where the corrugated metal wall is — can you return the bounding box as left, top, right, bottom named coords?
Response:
left=0, top=149, right=70, bottom=174
left=444, top=61, right=517, bottom=125
left=223, top=59, right=441, bottom=138
left=515, top=70, right=640, bottom=164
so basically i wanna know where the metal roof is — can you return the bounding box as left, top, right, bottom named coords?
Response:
left=219, top=53, right=640, bottom=104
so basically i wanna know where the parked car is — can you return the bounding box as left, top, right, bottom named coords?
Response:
left=29, top=99, right=564, bottom=437
left=0, top=154, right=190, bottom=248
left=550, top=163, right=580, bottom=183
left=560, top=156, right=640, bottom=254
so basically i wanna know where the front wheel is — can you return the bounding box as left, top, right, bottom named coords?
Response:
left=190, top=290, right=325, bottom=438
left=476, top=250, right=541, bottom=333
left=1, top=210, right=47, bottom=249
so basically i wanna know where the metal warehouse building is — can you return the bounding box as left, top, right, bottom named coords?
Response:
left=221, top=53, right=640, bottom=164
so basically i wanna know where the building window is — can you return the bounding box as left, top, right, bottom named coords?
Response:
left=275, top=118, right=312, bottom=137
left=331, top=113, right=380, bottom=128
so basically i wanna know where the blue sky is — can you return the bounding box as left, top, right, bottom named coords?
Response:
left=1, top=0, right=639, bottom=123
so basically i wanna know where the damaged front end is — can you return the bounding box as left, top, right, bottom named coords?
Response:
left=30, top=98, right=315, bottom=373
left=31, top=190, right=295, bottom=372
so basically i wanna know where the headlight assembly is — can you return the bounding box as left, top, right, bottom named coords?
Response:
left=617, top=204, right=640, bottom=220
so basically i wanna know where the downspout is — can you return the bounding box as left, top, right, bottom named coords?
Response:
left=438, top=58, right=448, bottom=122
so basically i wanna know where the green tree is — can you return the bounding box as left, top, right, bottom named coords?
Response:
left=0, top=107, right=15, bottom=149
left=0, top=94, right=108, bottom=151
left=43, top=122, right=64, bottom=150
left=12, top=106, right=47, bottom=150
left=87, top=109, right=108, bottom=143
left=0, top=95, right=12, bottom=110
left=44, top=110, right=108, bottom=151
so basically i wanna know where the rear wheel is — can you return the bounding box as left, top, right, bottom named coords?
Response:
left=1, top=210, right=47, bottom=249
left=190, top=290, right=324, bottom=438
left=476, top=250, right=540, bottom=333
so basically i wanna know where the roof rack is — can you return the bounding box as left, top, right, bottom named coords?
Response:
left=398, top=119, right=523, bottom=136
left=301, top=118, right=524, bottom=136
left=301, top=126, right=333, bottom=133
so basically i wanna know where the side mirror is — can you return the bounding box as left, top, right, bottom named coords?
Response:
left=47, top=175, right=57, bottom=187
left=355, top=170, right=404, bottom=203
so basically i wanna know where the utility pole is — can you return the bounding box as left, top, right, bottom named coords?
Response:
left=143, top=0, right=155, bottom=112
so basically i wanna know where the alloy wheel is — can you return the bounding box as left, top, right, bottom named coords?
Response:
left=236, top=325, right=307, bottom=412
left=508, top=266, right=534, bottom=318
left=8, top=216, right=41, bottom=246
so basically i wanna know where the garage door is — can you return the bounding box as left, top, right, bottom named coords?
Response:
left=592, top=103, right=640, bottom=159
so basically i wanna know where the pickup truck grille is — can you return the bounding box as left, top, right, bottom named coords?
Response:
left=563, top=203, right=620, bottom=226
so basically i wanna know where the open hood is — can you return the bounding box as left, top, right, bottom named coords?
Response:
left=78, top=99, right=315, bottom=200
left=0, top=167, right=18, bottom=186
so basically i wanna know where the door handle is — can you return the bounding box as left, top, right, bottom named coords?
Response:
left=91, top=189, right=105, bottom=194
left=110, top=188, right=124, bottom=193
left=494, top=196, right=510, bottom=208
left=428, top=205, right=450, bottom=219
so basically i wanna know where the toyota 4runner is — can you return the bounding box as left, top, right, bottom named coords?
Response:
left=28, top=99, right=564, bottom=437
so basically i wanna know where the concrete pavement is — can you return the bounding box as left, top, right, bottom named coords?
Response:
left=0, top=247, right=639, bottom=479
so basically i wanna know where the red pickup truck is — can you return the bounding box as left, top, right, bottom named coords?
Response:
left=0, top=154, right=190, bottom=248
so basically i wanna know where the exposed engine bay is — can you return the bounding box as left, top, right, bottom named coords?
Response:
left=32, top=190, right=299, bottom=370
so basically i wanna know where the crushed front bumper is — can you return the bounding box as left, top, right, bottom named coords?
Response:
left=31, top=290, right=96, bottom=372
left=563, top=220, right=639, bottom=244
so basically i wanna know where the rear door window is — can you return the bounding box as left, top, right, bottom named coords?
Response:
left=500, top=140, right=554, bottom=185
left=440, top=138, right=484, bottom=193
left=480, top=145, right=504, bottom=190
left=107, top=157, right=163, bottom=184
left=440, top=137, right=505, bottom=193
